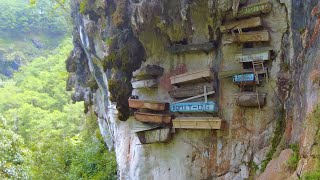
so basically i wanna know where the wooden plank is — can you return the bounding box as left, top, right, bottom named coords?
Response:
left=236, top=92, right=267, bottom=107
left=134, top=112, right=172, bottom=124
left=174, top=91, right=215, bottom=103
left=173, top=117, right=222, bottom=129
left=132, top=79, right=157, bottom=89
left=170, top=101, right=218, bottom=113
left=220, top=17, right=262, bottom=33
left=170, top=68, right=214, bottom=85
left=132, top=65, right=164, bottom=80
left=235, top=49, right=270, bottom=62
left=222, top=30, right=270, bottom=44
left=128, top=99, right=169, bottom=111
left=218, top=69, right=253, bottom=79
left=168, top=42, right=216, bottom=54
left=226, top=2, right=272, bottom=20
left=136, top=128, right=172, bottom=144
left=169, top=83, right=215, bottom=99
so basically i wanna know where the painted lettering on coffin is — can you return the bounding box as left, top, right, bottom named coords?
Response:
left=170, top=101, right=217, bottom=113
left=233, top=73, right=255, bottom=82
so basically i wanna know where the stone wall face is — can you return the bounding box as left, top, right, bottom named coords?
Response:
left=67, top=0, right=320, bottom=179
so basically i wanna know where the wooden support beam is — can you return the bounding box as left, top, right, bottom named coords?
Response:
left=170, top=101, right=218, bottom=113
left=132, top=79, right=158, bottom=89
left=169, top=83, right=215, bottom=99
left=225, top=2, right=272, bottom=20
left=134, top=112, right=172, bottom=124
left=235, top=48, right=271, bottom=62
left=173, top=117, right=222, bottom=129
left=170, top=68, right=214, bottom=85
left=220, top=17, right=262, bottom=33
left=222, top=30, right=270, bottom=44
left=236, top=92, right=267, bottom=107
left=128, top=99, right=169, bottom=111
left=168, top=42, right=216, bottom=54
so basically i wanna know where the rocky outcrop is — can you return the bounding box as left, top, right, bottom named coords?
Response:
left=67, top=0, right=320, bottom=179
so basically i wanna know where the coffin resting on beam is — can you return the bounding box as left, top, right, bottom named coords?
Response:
left=220, top=17, right=262, bottom=33
left=235, top=47, right=271, bottom=62
left=168, top=83, right=215, bottom=99
left=128, top=99, right=169, bottom=111
left=170, top=101, right=218, bottom=113
left=170, top=68, right=214, bottom=85
left=222, top=30, right=270, bottom=44
left=132, top=65, right=164, bottom=80
left=136, top=128, right=172, bottom=144
left=168, top=42, right=216, bottom=54
left=225, top=2, right=272, bottom=20
left=236, top=92, right=267, bottom=107
left=134, top=112, right=172, bottom=124
left=173, top=117, right=222, bottom=129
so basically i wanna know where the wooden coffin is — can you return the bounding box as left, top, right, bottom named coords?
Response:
left=132, top=79, right=157, bottom=89
left=235, top=48, right=271, bottom=62
left=173, top=117, right=222, bottom=129
left=168, top=83, right=215, bottom=99
left=236, top=92, right=267, bottom=107
left=128, top=99, right=169, bottom=111
left=222, top=30, right=270, bottom=44
left=218, top=69, right=253, bottom=79
left=233, top=73, right=256, bottom=85
left=168, top=42, right=216, bottom=54
left=226, top=2, right=272, bottom=20
left=136, top=128, right=172, bottom=144
left=220, top=17, right=262, bottom=33
left=170, top=101, right=218, bottom=113
left=170, top=68, right=214, bottom=85
left=132, top=65, right=164, bottom=80
left=134, top=112, right=172, bottom=124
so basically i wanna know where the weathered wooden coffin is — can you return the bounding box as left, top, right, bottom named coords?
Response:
left=236, top=92, right=267, bottom=107
left=170, top=68, right=214, bottom=85
left=132, top=65, right=164, bottom=80
left=168, top=83, right=215, bottom=99
left=134, top=112, right=172, bottom=124
left=132, top=79, right=158, bottom=89
left=168, top=42, right=215, bottom=54
left=173, top=117, right=222, bottom=129
left=233, top=73, right=256, bottom=85
left=220, top=17, right=262, bottom=33
left=128, top=99, right=169, bottom=111
left=226, top=2, right=272, bottom=20
left=218, top=69, right=253, bottom=79
left=170, top=101, right=218, bottom=113
left=235, top=48, right=271, bottom=62
left=222, top=30, right=270, bottom=44
left=136, top=128, right=172, bottom=144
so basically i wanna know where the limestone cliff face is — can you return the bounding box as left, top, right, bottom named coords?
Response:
left=67, top=0, right=320, bottom=179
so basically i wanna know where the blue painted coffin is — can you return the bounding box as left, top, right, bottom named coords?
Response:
left=170, top=101, right=218, bottom=113
left=233, top=73, right=255, bottom=83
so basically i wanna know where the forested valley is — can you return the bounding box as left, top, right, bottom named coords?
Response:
left=0, top=0, right=117, bottom=179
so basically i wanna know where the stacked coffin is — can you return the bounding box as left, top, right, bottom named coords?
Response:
left=220, top=1, right=273, bottom=108
left=131, top=65, right=164, bottom=89
left=168, top=68, right=222, bottom=130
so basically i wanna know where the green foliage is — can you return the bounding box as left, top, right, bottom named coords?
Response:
left=303, top=170, right=320, bottom=180
left=0, top=38, right=117, bottom=179
left=80, top=0, right=89, bottom=14
left=286, top=143, right=300, bottom=170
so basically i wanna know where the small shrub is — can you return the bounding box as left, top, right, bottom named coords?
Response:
left=303, top=170, right=320, bottom=180
left=287, top=143, right=300, bottom=170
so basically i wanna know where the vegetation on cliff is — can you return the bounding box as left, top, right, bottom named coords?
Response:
left=0, top=39, right=116, bottom=179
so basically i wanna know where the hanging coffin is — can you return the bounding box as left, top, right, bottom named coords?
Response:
left=134, top=112, right=172, bottom=124
left=168, top=42, right=216, bottom=54
left=132, top=79, right=158, bottom=89
left=170, top=101, right=218, bottom=113
left=128, top=99, right=169, bottom=111
left=225, top=2, right=272, bottom=20
left=132, top=65, right=164, bottom=80
left=235, top=48, right=271, bottom=62
left=236, top=92, right=267, bottom=107
left=222, top=30, right=270, bottom=44
left=170, top=68, right=214, bottom=85
left=168, top=83, right=215, bottom=99
left=220, top=17, right=262, bottom=33
left=136, top=128, right=172, bottom=144
left=233, top=73, right=256, bottom=85
left=173, top=117, right=222, bottom=129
